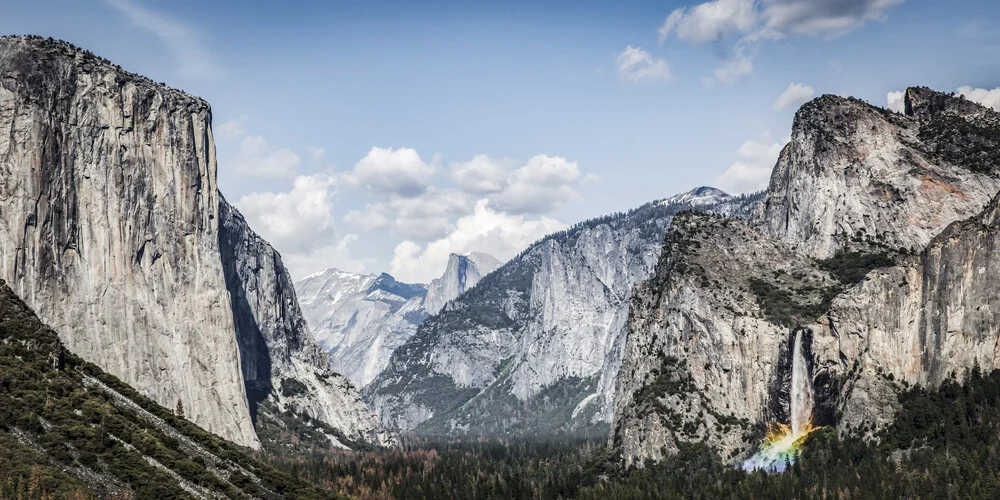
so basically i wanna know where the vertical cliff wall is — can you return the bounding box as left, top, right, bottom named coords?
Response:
left=613, top=88, right=1000, bottom=466
left=0, top=36, right=257, bottom=447
left=219, top=199, right=393, bottom=446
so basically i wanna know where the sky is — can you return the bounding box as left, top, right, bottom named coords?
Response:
left=5, top=0, right=1000, bottom=283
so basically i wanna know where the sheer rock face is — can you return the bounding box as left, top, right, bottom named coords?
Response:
left=424, top=252, right=502, bottom=315
left=756, top=90, right=1000, bottom=259
left=614, top=88, right=1000, bottom=467
left=218, top=200, right=394, bottom=447
left=295, top=269, right=428, bottom=389
left=811, top=193, right=1000, bottom=438
left=611, top=214, right=836, bottom=466
left=366, top=189, right=762, bottom=435
left=0, top=36, right=258, bottom=447
left=0, top=36, right=389, bottom=449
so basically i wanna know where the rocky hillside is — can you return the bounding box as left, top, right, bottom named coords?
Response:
left=613, top=87, right=1000, bottom=466
left=296, top=269, right=429, bottom=389
left=0, top=35, right=387, bottom=450
left=0, top=279, right=337, bottom=499
left=365, top=187, right=762, bottom=435
left=295, top=252, right=499, bottom=389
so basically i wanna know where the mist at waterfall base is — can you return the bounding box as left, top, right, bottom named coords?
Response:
left=742, top=331, right=816, bottom=472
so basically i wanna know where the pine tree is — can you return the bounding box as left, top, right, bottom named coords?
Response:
left=175, top=399, right=184, bottom=419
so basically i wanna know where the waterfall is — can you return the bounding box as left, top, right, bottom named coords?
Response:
left=742, top=330, right=816, bottom=472
left=790, top=329, right=814, bottom=436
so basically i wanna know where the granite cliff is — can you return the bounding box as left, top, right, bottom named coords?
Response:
left=613, top=88, right=1000, bottom=466
left=0, top=35, right=386, bottom=449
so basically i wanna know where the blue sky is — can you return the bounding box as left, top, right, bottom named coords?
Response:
left=5, top=0, right=1000, bottom=282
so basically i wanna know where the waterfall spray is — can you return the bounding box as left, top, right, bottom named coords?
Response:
left=742, top=330, right=815, bottom=472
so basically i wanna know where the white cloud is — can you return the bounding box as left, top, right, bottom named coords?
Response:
left=658, top=0, right=757, bottom=45
left=344, top=151, right=583, bottom=241
left=216, top=118, right=246, bottom=141
left=713, top=52, right=754, bottom=84
left=957, top=85, right=1000, bottom=111
left=105, top=0, right=222, bottom=81
left=491, top=155, right=582, bottom=214
left=715, top=133, right=786, bottom=193
left=234, top=173, right=371, bottom=279
left=658, top=0, right=903, bottom=84
left=306, top=146, right=327, bottom=165
left=389, top=200, right=566, bottom=283
left=886, top=90, right=906, bottom=113
left=451, top=155, right=512, bottom=194
left=772, top=82, right=815, bottom=110
left=231, top=136, right=301, bottom=179
left=344, top=189, right=474, bottom=241
left=615, top=46, right=672, bottom=83
left=342, top=147, right=437, bottom=198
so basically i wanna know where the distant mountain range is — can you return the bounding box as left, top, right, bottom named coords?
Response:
left=295, top=252, right=501, bottom=388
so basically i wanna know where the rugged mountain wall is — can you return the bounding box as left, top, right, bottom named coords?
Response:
left=366, top=188, right=762, bottom=435
left=218, top=200, right=393, bottom=447
left=611, top=213, right=838, bottom=465
left=0, top=36, right=388, bottom=450
left=424, top=252, right=502, bottom=315
left=295, top=269, right=428, bottom=388
left=811, top=191, right=1000, bottom=437
left=0, top=36, right=257, bottom=447
left=613, top=87, right=1000, bottom=466
left=756, top=89, right=1000, bottom=259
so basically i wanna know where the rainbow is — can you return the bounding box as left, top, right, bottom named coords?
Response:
left=741, top=422, right=815, bottom=472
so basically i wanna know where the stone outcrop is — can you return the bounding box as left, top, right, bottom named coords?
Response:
left=756, top=89, right=1000, bottom=259
left=0, top=36, right=257, bottom=447
left=424, top=252, right=502, bottom=315
left=0, top=36, right=387, bottom=449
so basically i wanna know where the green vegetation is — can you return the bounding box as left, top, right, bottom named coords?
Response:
left=0, top=282, right=342, bottom=499
left=747, top=276, right=842, bottom=329
left=919, top=113, right=1000, bottom=173
left=818, top=250, right=896, bottom=285
left=265, top=367, right=1000, bottom=499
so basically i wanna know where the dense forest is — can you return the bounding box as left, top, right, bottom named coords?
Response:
left=266, top=367, right=1000, bottom=499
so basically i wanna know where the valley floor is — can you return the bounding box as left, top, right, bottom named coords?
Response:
left=259, top=367, right=1000, bottom=499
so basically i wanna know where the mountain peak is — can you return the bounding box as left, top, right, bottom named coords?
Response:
left=666, top=186, right=731, bottom=206
left=903, top=86, right=991, bottom=120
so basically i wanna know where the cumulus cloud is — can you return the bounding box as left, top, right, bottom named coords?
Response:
left=957, top=85, right=1000, bottom=111
left=105, top=0, right=222, bottom=81
left=344, top=189, right=474, bottom=241
left=658, top=0, right=903, bottom=84
left=231, top=136, right=301, bottom=179
left=342, top=147, right=437, bottom=198
left=615, top=46, right=673, bottom=83
left=344, top=151, right=583, bottom=243
left=389, top=200, right=566, bottom=283
left=216, top=118, right=246, bottom=141
left=773, top=82, right=815, bottom=110
left=451, top=155, right=512, bottom=194
left=491, top=155, right=582, bottom=214
left=234, top=173, right=371, bottom=279
left=886, top=90, right=906, bottom=113
left=715, top=133, right=786, bottom=193
left=658, top=0, right=757, bottom=45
